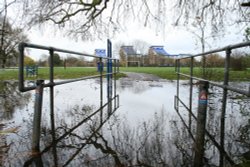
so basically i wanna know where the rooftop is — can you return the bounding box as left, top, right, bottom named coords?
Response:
left=121, top=46, right=137, bottom=55
left=150, top=46, right=170, bottom=56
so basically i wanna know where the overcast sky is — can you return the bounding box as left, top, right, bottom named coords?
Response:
left=25, top=23, right=245, bottom=61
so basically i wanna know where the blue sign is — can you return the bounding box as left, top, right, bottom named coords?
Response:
left=95, top=49, right=106, bottom=57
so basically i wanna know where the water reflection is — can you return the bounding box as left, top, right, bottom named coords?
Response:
left=0, top=81, right=31, bottom=120
left=0, top=79, right=249, bottom=166
left=173, top=83, right=250, bottom=166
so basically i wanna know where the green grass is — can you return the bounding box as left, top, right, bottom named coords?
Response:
left=0, top=68, right=19, bottom=80
left=0, top=67, right=249, bottom=81
left=120, top=67, right=176, bottom=80
left=120, top=67, right=250, bottom=81
left=42, top=67, right=99, bottom=79
left=0, top=67, right=125, bottom=81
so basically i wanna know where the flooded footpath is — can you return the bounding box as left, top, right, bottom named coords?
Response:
left=0, top=76, right=249, bottom=166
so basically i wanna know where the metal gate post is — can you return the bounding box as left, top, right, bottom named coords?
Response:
left=99, top=57, right=103, bottom=123
left=32, top=80, right=44, bottom=151
left=219, top=49, right=231, bottom=167
left=49, top=48, right=58, bottom=166
left=175, top=59, right=180, bottom=112
left=114, top=59, right=117, bottom=109
left=189, top=57, right=194, bottom=130
left=107, top=39, right=113, bottom=115
left=194, top=81, right=209, bottom=167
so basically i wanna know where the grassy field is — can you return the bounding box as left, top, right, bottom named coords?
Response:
left=0, top=67, right=126, bottom=81
left=120, top=67, right=176, bottom=80
left=0, top=67, right=249, bottom=81
left=0, top=67, right=95, bottom=81
left=120, top=67, right=250, bottom=81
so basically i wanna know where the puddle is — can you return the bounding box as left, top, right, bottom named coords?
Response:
left=0, top=79, right=249, bottom=166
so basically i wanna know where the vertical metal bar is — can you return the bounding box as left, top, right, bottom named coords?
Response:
left=116, top=59, right=119, bottom=107
left=26, top=66, right=28, bottom=77
left=49, top=48, right=58, bottom=166
left=248, top=85, right=250, bottom=96
left=114, top=59, right=117, bottom=109
left=107, top=39, right=113, bottom=115
left=18, top=43, right=25, bottom=91
left=202, top=56, right=206, bottom=78
left=176, top=59, right=180, bottom=112
left=33, top=155, right=44, bottom=167
left=194, top=81, right=209, bottom=167
left=219, top=49, right=231, bottom=167
left=117, top=60, right=120, bottom=73
left=99, top=57, right=103, bottom=124
left=189, top=57, right=194, bottom=130
left=32, top=80, right=44, bottom=151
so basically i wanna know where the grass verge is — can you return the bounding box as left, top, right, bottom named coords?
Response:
left=0, top=67, right=249, bottom=81
left=0, top=67, right=125, bottom=81
left=120, top=67, right=250, bottom=81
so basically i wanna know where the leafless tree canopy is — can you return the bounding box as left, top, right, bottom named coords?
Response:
left=18, top=0, right=250, bottom=39
left=0, top=0, right=28, bottom=68
left=175, top=0, right=249, bottom=31
left=20, top=0, right=166, bottom=39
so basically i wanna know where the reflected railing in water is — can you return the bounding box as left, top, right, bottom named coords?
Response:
left=23, top=95, right=119, bottom=167
left=0, top=81, right=31, bottom=120
left=175, top=41, right=250, bottom=166
left=2, top=41, right=248, bottom=166
left=1, top=80, right=249, bottom=166
left=16, top=40, right=120, bottom=166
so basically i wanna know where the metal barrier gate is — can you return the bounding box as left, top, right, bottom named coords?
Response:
left=18, top=39, right=119, bottom=166
left=175, top=41, right=250, bottom=167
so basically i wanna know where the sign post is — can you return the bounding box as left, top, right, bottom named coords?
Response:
left=107, top=40, right=112, bottom=115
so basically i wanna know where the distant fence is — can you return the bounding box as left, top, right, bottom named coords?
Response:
left=175, top=41, right=250, bottom=167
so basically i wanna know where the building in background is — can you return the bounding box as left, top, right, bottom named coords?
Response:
left=119, top=46, right=142, bottom=67
left=148, top=46, right=175, bottom=66
left=119, top=45, right=190, bottom=67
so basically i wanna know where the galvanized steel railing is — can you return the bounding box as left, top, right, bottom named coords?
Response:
left=175, top=41, right=250, bottom=167
left=18, top=39, right=119, bottom=166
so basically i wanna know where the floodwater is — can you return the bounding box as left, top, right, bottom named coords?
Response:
left=0, top=78, right=249, bottom=166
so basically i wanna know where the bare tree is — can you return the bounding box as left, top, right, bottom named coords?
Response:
left=175, top=0, right=249, bottom=29
left=131, top=40, right=150, bottom=55
left=244, top=27, right=250, bottom=41
left=0, top=0, right=28, bottom=68
left=19, top=0, right=249, bottom=41
left=20, top=1, right=168, bottom=39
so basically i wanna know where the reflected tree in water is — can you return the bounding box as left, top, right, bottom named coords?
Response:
left=3, top=84, right=250, bottom=166
left=0, top=81, right=31, bottom=120
left=172, top=84, right=250, bottom=166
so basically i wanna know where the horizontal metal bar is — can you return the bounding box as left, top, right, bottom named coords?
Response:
left=209, top=81, right=250, bottom=96
left=177, top=41, right=250, bottom=60
left=176, top=72, right=250, bottom=97
left=51, top=74, right=104, bottom=86
left=19, top=72, right=118, bottom=92
left=19, top=42, right=118, bottom=92
left=175, top=96, right=191, bottom=113
left=20, top=42, right=117, bottom=60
